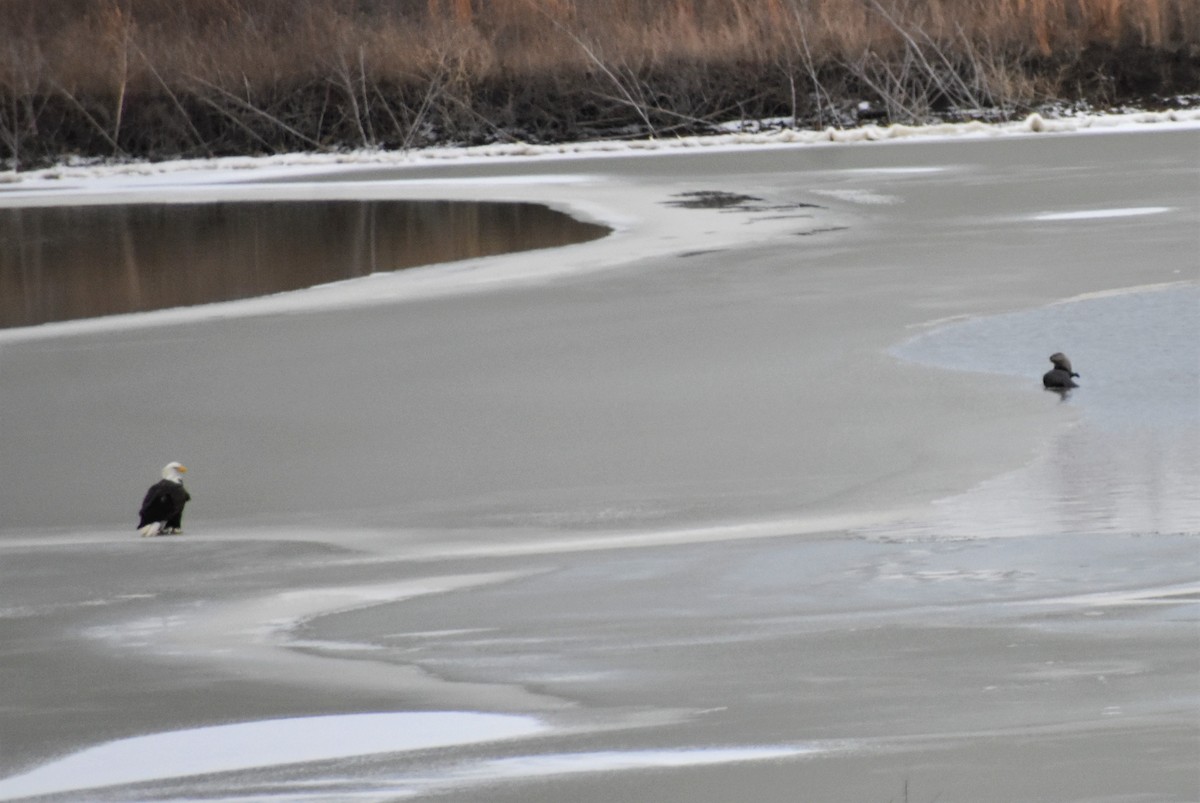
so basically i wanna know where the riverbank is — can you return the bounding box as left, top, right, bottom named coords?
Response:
left=2, top=0, right=1198, bottom=169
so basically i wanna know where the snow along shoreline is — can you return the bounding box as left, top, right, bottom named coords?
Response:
left=4, top=107, right=1199, bottom=186
left=1, top=108, right=1198, bottom=349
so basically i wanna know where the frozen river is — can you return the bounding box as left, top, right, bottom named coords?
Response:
left=0, top=120, right=1197, bottom=801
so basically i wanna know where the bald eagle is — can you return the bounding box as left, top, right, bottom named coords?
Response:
left=138, top=462, right=191, bottom=537
left=1042, top=352, right=1080, bottom=390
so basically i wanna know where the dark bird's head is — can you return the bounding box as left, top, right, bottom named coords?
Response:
left=1048, top=352, right=1079, bottom=378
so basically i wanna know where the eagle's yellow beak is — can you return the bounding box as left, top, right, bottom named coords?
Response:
left=178, top=465, right=188, bottom=473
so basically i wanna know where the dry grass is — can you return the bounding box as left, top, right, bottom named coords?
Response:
left=1, top=0, right=1197, bottom=168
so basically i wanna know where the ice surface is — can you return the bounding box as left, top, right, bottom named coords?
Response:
left=1, top=109, right=1197, bottom=347
left=887, top=283, right=1200, bottom=539
left=0, top=114, right=1196, bottom=803
left=468, top=746, right=822, bottom=779
left=1033, top=206, right=1171, bottom=221
left=0, top=712, right=546, bottom=801
left=893, top=283, right=1200, bottom=429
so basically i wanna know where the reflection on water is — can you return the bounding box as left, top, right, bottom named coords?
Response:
left=0, top=201, right=608, bottom=328
left=889, top=284, right=1200, bottom=538
left=893, top=285, right=1200, bottom=431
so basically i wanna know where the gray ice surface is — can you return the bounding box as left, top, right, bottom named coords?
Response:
left=0, top=126, right=1197, bottom=802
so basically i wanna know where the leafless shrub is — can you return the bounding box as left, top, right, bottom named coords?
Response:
left=0, top=0, right=1195, bottom=168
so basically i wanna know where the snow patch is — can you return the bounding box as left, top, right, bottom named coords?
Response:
left=0, top=712, right=547, bottom=801
left=1033, top=206, right=1171, bottom=221
left=395, top=512, right=908, bottom=561
left=470, top=746, right=821, bottom=780
left=811, top=188, right=899, bottom=205
left=4, top=109, right=1199, bottom=189
left=1019, top=582, right=1200, bottom=609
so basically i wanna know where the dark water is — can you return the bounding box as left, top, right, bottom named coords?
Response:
left=0, top=201, right=608, bottom=328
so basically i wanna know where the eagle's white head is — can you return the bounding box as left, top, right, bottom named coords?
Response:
left=162, top=462, right=188, bottom=483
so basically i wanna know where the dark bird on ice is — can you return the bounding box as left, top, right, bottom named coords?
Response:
left=1042, top=352, right=1080, bottom=390
left=138, top=462, right=191, bottom=537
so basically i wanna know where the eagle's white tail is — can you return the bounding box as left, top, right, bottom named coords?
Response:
left=139, top=522, right=164, bottom=537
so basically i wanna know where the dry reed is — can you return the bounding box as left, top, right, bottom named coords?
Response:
left=1, top=0, right=1196, bottom=169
